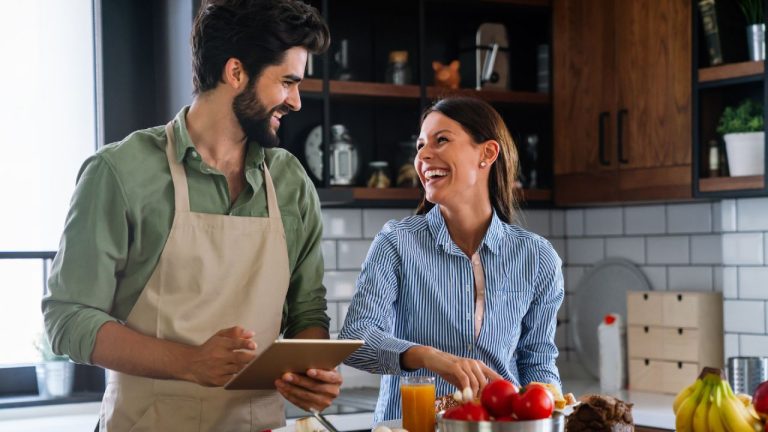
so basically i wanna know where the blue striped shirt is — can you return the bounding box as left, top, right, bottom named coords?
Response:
left=338, top=205, right=564, bottom=422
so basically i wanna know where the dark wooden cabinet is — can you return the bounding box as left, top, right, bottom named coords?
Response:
left=553, top=0, right=692, bottom=205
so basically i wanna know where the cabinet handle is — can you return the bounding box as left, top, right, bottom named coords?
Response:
left=598, top=111, right=610, bottom=166
left=618, top=109, right=629, bottom=164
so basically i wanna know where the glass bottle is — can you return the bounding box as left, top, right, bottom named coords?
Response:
left=386, top=51, right=412, bottom=85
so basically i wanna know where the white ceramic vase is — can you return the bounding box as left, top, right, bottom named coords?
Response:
left=723, top=132, right=765, bottom=176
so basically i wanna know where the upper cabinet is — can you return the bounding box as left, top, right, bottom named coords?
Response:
left=553, top=0, right=692, bottom=205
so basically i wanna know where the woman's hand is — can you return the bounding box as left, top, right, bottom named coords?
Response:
left=403, top=346, right=502, bottom=397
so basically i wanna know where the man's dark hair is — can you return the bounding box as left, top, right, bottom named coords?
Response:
left=191, top=0, right=330, bottom=94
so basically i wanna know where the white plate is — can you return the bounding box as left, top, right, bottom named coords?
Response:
left=304, top=125, right=323, bottom=181
left=570, top=258, right=651, bottom=379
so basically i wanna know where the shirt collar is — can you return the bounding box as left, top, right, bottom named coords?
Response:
left=171, top=106, right=266, bottom=171
left=426, top=205, right=504, bottom=256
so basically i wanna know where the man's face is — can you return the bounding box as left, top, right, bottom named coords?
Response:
left=232, top=46, right=307, bottom=148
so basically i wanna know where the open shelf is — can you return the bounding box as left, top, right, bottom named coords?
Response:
left=299, top=79, right=550, bottom=105
left=299, top=78, right=322, bottom=93
left=698, top=61, right=764, bottom=84
left=699, top=175, right=765, bottom=192
left=427, top=87, right=550, bottom=105
left=330, top=81, right=421, bottom=99
left=317, top=187, right=552, bottom=207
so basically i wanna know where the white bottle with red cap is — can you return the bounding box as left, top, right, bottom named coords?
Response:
left=598, top=313, right=625, bottom=393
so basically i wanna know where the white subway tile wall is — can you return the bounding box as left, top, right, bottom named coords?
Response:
left=624, top=205, right=666, bottom=235
left=724, top=300, right=765, bottom=333
left=723, top=233, right=764, bottom=265
left=737, top=198, right=768, bottom=231
left=723, top=267, right=738, bottom=299
left=585, top=208, right=623, bottom=236
left=691, top=235, right=722, bottom=264
left=738, top=267, right=768, bottom=300
left=561, top=199, right=768, bottom=361
left=720, top=200, right=737, bottom=232
left=320, top=197, right=768, bottom=383
left=566, top=238, right=605, bottom=265
left=667, top=267, right=713, bottom=292
left=337, top=240, right=373, bottom=270
left=646, top=236, right=690, bottom=265
left=605, top=237, right=645, bottom=264
left=667, top=203, right=712, bottom=234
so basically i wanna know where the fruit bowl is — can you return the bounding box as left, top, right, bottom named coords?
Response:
left=437, top=412, right=565, bottom=432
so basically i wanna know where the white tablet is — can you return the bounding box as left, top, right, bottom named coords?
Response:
left=224, top=339, right=364, bottom=390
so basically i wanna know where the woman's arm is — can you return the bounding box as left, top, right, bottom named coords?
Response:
left=516, top=238, right=564, bottom=388
left=338, top=227, right=418, bottom=375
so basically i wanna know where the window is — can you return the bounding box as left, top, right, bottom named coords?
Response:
left=0, top=0, right=97, bottom=365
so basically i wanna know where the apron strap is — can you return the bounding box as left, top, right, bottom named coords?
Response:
left=164, top=122, right=191, bottom=213
left=262, top=162, right=281, bottom=220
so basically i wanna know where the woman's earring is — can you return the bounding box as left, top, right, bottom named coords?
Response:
left=480, top=160, right=487, bottom=168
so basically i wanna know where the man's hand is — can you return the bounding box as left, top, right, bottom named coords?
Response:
left=184, top=326, right=257, bottom=387
left=274, top=368, right=343, bottom=412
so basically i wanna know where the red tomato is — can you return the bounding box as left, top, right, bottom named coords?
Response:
left=480, top=379, right=518, bottom=417
left=461, top=402, right=491, bottom=421
left=443, top=405, right=467, bottom=420
left=443, top=402, right=491, bottom=421
left=495, top=416, right=515, bottom=422
left=512, top=385, right=555, bottom=420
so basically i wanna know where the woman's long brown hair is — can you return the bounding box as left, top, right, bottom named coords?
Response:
left=415, top=97, right=519, bottom=224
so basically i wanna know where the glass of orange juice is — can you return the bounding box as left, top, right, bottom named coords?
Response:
left=400, top=376, right=436, bottom=432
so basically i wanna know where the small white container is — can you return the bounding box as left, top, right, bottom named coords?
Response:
left=598, top=313, right=625, bottom=392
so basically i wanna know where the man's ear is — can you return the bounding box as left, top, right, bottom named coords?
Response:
left=482, top=140, right=500, bottom=165
left=222, top=58, right=248, bottom=90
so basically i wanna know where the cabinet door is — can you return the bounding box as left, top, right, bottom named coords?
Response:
left=614, top=0, right=691, bottom=171
left=553, top=0, right=616, bottom=176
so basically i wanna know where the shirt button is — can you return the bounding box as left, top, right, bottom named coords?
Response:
left=467, top=344, right=473, bottom=350
left=191, top=150, right=198, bottom=158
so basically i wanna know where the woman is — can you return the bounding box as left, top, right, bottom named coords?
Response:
left=338, top=97, right=563, bottom=422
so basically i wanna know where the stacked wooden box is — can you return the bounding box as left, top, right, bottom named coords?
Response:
left=626, top=291, right=723, bottom=394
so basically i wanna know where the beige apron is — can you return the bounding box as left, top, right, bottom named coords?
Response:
left=99, top=121, right=291, bottom=432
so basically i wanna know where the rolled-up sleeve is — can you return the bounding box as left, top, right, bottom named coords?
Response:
left=517, top=237, right=564, bottom=389
left=42, top=155, right=130, bottom=364
left=339, top=226, right=417, bottom=375
left=282, top=174, right=329, bottom=337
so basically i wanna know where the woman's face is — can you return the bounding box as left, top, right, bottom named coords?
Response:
left=415, top=112, right=488, bottom=206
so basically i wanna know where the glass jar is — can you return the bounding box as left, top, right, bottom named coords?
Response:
left=366, top=161, right=391, bottom=189
left=396, top=135, right=420, bottom=187
left=386, top=51, right=412, bottom=85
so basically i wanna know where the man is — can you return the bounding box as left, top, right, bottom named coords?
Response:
left=42, top=1, right=338, bottom=430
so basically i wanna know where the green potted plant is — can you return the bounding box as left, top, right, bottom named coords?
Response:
left=717, top=98, right=765, bottom=176
left=34, top=332, right=74, bottom=398
left=739, top=0, right=765, bottom=60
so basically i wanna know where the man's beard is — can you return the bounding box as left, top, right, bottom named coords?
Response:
left=232, top=83, right=289, bottom=149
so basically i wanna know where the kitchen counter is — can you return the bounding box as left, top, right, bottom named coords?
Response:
left=0, top=381, right=676, bottom=432
left=562, top=379, right=675, bottom=431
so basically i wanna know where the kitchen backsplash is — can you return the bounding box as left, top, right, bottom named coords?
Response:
left=321, top=198, right=768, bottom=387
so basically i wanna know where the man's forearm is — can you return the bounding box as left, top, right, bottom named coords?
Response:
left=91, top=321, right=194, bottom=381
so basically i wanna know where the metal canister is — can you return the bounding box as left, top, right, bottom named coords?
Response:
left=727, top=356, right=768, bottom=395
left=438, top=412, right=565, bottom=432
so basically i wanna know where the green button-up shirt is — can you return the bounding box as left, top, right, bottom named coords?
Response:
left=43, top=107, right=328, bottom=364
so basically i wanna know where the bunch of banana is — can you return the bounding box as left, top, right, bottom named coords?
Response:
left=673, top=367, right=764, bottom=432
